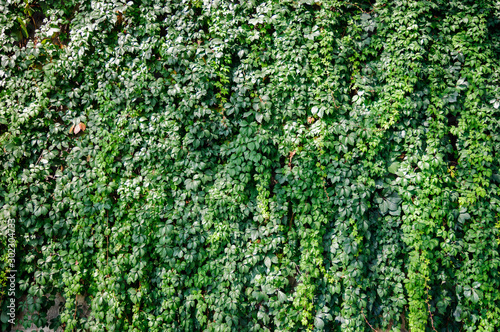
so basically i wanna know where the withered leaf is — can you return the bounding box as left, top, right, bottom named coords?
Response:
left=74, top=123, right=86, bottom=134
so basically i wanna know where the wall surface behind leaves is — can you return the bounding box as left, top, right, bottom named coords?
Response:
left=1, top=0, right=500, bottom=331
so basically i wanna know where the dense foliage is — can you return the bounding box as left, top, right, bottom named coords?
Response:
left=1, top=0, right=500, bottom=331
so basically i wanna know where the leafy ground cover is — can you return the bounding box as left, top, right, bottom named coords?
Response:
left=1, top=0, right=500, bottom=331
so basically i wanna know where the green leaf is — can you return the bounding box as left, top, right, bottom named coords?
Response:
left=1, top=311, right=9, bottom=323
left=453, top=305, right=463, bottom=321
left=264, top=256, right=271, bottom=269
left=458, top=212, right=471, bottom=224
left=314, top=316, right=324, bottom=329
left=388, top=162, right=400, bottom=174
left=277, top=291, right=287, bottom=302
left=17, top=17, right=28, bottom=38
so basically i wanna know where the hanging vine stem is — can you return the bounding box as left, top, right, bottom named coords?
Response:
left=322, top=177, right=330, bottom=201
left=316, top=144, right=330, bottom=201
left=345, top=2, right=386, bottom=14
left=35, top=149, right=45, bottom=166
left=106, top=211, right=109, bottom=266
left=428, top=301, right=437, bottom=332
left=426, top=285, right=437, bottom=332
left=361, top=307, right=377, bottom=332
left=73, top=295, right=77, bottom=319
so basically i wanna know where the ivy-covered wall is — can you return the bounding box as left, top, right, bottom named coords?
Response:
left=1, top=0, right=500, bottom=331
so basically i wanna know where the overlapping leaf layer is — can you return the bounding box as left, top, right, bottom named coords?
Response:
left=1, top=0, right=500, bottom=331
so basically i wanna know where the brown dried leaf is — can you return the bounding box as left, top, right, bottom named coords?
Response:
left=69, top=125, right=74, bottom=134
left=80, top=122, right=86, bottom=132
left=116, top=12, right=123, bottom=25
